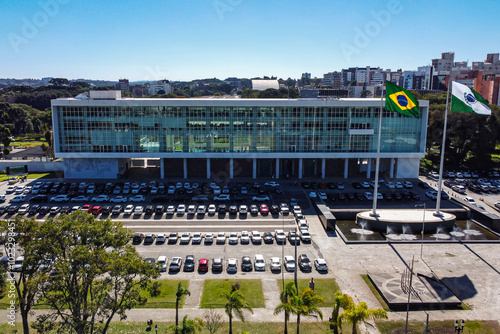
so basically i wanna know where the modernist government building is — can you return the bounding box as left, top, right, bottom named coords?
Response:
left=51, top=91, right=429, bottom=179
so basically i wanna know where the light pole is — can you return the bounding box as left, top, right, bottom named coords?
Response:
left=454, top=319, right=465, bottom=333
left=415, top=204, right=426, bottom=259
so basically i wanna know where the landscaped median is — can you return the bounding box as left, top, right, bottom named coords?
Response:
left=201, top=279, right=265, bottom=308
left=279, top=278, right=340, bottom=307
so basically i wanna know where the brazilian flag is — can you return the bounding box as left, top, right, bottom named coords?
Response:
left=385, top=80, right=419, bottom=118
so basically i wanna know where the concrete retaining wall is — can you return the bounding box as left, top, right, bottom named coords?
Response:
left=0, top=161, right=63, bottom=173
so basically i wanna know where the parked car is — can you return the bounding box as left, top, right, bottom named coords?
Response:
left=298, top=254, right=312, bottom=272
left=198, top=258, right=209, bottom=272
left=254, top=254, right=265, bottom=271
left=216, top=232, right=226, bottom=244
left=168, top=232, right=178, bottom=244
left=252, top=195, right=270, bottom=202
left=192, top=232, right=202, bottom=244
left=157, top=256, right=168, bottom=272
left=314, top=258, right=328, bottom=272
left=156, top=233, right=166, bottom=244
left=144, top=234, right=156, bottom=244
left=284, top=256, right=295, bottom=272
left=226, top=258, right=238, bottom=273
left=251, top=231, right=262, bottom=244
left=184, top=255, right=195, bottom=272
left=270, top=257, right=281, bottom=272
left=204, top=233, right=214, bottom=244
left=212, top=257, right=223, bottom=272
left=169, top=257, right=182, bottom=272
left=263, top=231, right=274, bottom=244
left=50, top=195, right=70, bottom=203
left=241, top=256, right=252, bottom=271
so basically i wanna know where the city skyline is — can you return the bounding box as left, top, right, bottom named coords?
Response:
left=1, top=0, right=499, bottom=81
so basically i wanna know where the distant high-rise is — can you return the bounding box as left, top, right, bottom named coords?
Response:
left=116, top=79, right=130, bottom=92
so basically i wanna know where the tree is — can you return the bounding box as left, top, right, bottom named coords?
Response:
left=340, top=301, right=388, bottom=334
left=168, top=315, right=203, bottom=334
left=273, top=281, right=297, bottom=334
left=330, top=292, right=353, bottom=334
left=0, top=217, right=50, bottom=334
left=33, top=211, right=159, bottom=334
left=359, top=90, right=372, bottom=98
left=175, top=282, right=191, bottom=333
left=222, top=283, right=253, bottom=334
left=292, top=288, right=324, bottom=334
left=49, top=78, right=70, bottom=86
left=203, top=309, right=225, bottom=334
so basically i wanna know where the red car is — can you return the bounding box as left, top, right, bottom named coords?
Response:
left=90, top=206, right=102, bottom=215
left=259, top=204, right=269, bottom=213
left=319, top=182, right=327, bottom=189
left=198, top=258, right=209, bottom=272
left=82, top=204, right=93, bottom=212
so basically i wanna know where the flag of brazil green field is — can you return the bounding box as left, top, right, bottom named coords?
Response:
left=451, top=81, right=491, bottom=115
left=385, top=81, right=419, bottom=118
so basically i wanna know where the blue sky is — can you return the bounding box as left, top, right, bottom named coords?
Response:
left=1, top=0, right=499, bottom=81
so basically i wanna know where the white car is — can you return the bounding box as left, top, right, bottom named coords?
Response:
left=134, top=206, right=144, bottom=215
left=91, top=195, right=109, bottom=202
left=226, top=258, right=238, bottom=273
left=10, top=195, right=27, bottom=203
left=71, top=195, right=89, bottom=202
left=180, top=232, right=191, bottom=244
left=208, top=204, right=216, bottom=215
left=284, top=256, right=295, bottom=272
left=129, top=195, right=145, bottom=202
left=228, top=232, right=239, bottom=245
left=386, top=182, right=395, bottom=189
left=166, top=205, right=175, bottom=214
left=239, top=205, right=248, bottom=214
left=168, top=186, right=176, bottom=194
left=187, top=205, right=196, bottom=214
left=308, top=192, right=317, bottom=199
left=426, top=191, right=438, bottom=200
left=124, top=205, right=134, bottom=215
left=464, top=196, right=477, bottom=206
left=314, top=258, right=328, bottom=272
left=15, top=186, right=25, bottom=194
left=270, top=257, right=281, bottom=272
left=176, top=204, right=186, bottom=215
left=197, top=205, right=207, bottom=214
left=18, top=204, right=30, bottom=215
left=318, top=192, right=327, bottom=200
left=361, top=181, right=370, bottom=188
left=251, top=231, right=262, bottom=244
left=299, top=230, right=311, bottom=242
left=86, top=184, right=96, bottom=194
left=192, top=232, right=202, bottom=244
left=214, top=194, right=230, bottom=201
left=216, top=232, right=226, bottom=244
left=110, top=196, right=127, bottom=203
left=157, top=256, right=168, bottom=272
left=240, top=231, right=250, bottom=244
left=23, top=186, right=32, bottom=194
left=403, top=181, right=413, bottom=188
left=395, top=182, right=404, bottom=189
left=252, top=195, right=270, bottom=202
left=6, top=186, right=17, bottom=194
left=254, top=254, right=265, bottom=271
left=50, top=195, right=69, bottom=202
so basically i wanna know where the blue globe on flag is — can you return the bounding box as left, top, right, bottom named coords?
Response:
left=466, top=93, right=477, bottom=104
left=397, top=95, right=408, bottom=107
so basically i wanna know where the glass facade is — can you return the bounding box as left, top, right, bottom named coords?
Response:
left=55, top=103, right=424, bottom=154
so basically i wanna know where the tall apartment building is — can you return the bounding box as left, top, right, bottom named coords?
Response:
left=322, top=72, right=342, bottom=88
left=116, top=79, right=130, bottom=92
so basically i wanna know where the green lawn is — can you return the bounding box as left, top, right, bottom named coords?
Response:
left=0, top=279, right=188, bottom=310
left=280, top=278, right=340, bottom=307
left=11, top=140, right=46, bottom=148
left=201, top=279, right=264, bottom=308
left=376, top=320, right=500, bottom=334
left=361, top=274, right=390, bottom=311
left=139, top=279, right=189, bottom=308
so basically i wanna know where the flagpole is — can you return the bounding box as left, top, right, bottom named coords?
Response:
left=434, top=79, right=452, bottom=216
left=371, top=85, right=384, bottom=216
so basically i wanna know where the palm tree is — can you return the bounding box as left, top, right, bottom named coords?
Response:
left=330, top=291, right=353, bottom=334
left=340, top=301, right=388, bottom=334
left=293, top=288, right=324, bottom=334
left=169, top=315, right=203, bottom=334
left=175, top=282, right=191, bottom=334
left=221, top=284, right=253, bottom=334
left=273, top=282, right=297, bottom=334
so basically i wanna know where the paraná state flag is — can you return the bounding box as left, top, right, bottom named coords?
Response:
left=385, top=80, right=420, bottom=118
left=451, top=81, right=491, bottom=115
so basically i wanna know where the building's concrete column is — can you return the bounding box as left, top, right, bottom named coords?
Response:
left=321, top=158, right=326, bottom=179
left=298, top=158, right=303, bottom=179
left=252, top=158, right=257, bottom=179
left=390, top=158, right=395, bottom=179
left=344, top=158, right=349, bottom=179
left=160, top=158, right=165, bottom=179
left=230, top=158, right=234, bottom=179
left=183, top=158, right=187, bottom=179
left=207, top=158, right=211, bottom=179
left=367, top=158, right=371, bottom=179
left=275, top=158, right=280, bottom=179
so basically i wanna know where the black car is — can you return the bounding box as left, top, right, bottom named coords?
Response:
left=30, top=195, right=48, bottom=203
left=241, top=256, right=252, bottom=272
left=111, top=205, right=123, bottom=215
left=217, top=204, right=227, bottom=213
left=155, top=205, right=165, bottom=214
left=228, top=205, right=238, bottom=214
left=346, top=193, right=355, bottom=200
left=152, top=196, right=169, bottom=203
left=28, top=205, right=40, bottom=215
left=7, top=205, right=19, bottom=214
left=383, top=193, right=392, bottom=200
left=250, top=205, right=258, bottom=215
left=327, top=182, right=336, bottom=189
left=39, top=206, right=50, bottom=215
left=270, top=205, right=280, bottom=214
left=101, top=206, right=112, bottom=215
left=402, top=191, right=411, bottom=200
left=351, top=182, right=361, bottom=189
left=337, top=193, right=346, bottom=200
left=301, top=182, right=310, bottom=189
left=263, top=231, right=274, bottom=244
left=211, top=257, right=223, bottom=272
left=393, top=192, right=402, bottom=200
left=298, top=254, right=312, bottom=272
left=418, top=181, right=429, bottom=189
left=310, top=182, right=319, bottom=189
left=60, top=206, right=72, bottom=214
left=184, top=255, right=195, bottom=272
left=174, top=195, right=187, bottom=202
left=410, top=191, right=420, bottom=200
left=354, top=192, right=364, bottom=201
left=132, top=233, right=145, bottom=244
left=144, top=205, right=154, bottom=214
left=144, top=234, right=156, bottom=245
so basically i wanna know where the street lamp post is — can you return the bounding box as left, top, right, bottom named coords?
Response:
left=454, top=320, right=465, bottom=333
left=415, top=204, right=426, bottom=259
